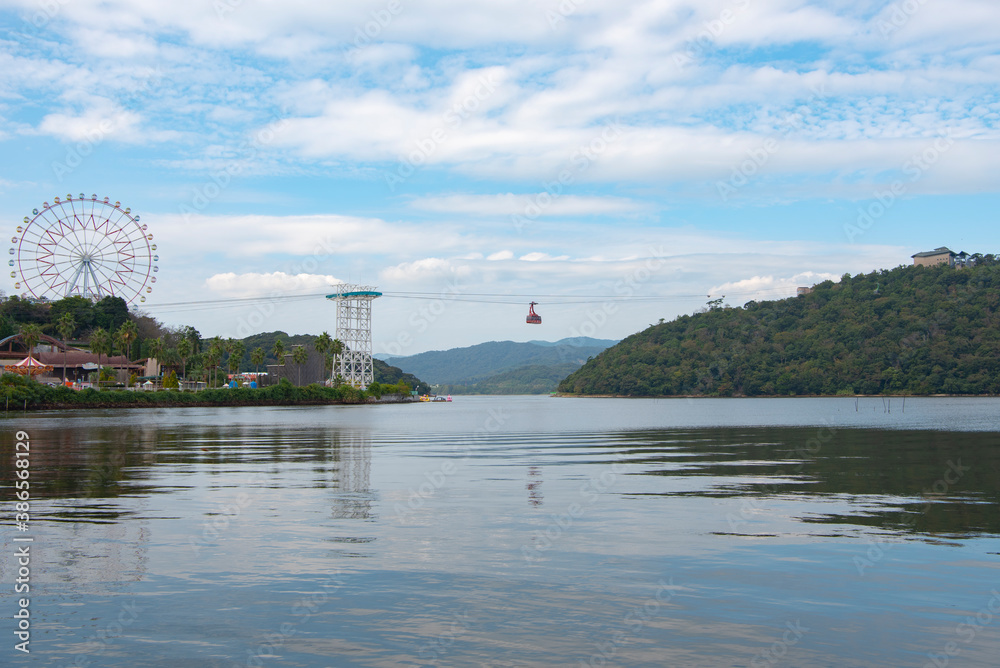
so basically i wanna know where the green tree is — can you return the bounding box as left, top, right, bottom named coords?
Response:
left=314, top=331, right=333, bottom=382
left=117, top=320, right=139, bottom=361
left=89, top=327, right=112, bottom=388
left=93, top=297, right=130, bottom=331
left=227, top=340, right=245, bottom=375
left=183, top=325, right=201, bottom=353
left=50, top=296, right=93, bottom=337
left=56, top=313, right=75, bottom=383
left=177, top=337, right=193, bottom=380
left=291, top=345, right=308, bottom=386
left=146, top=336, right=164, bottom=376
left=250, top=347, right=265, bottom=376
left=330, top=338, right=344, bottom=381
left=205, top=340, right=223, bottom=387
left=272, top=337, right=285, bottom=364
left=162, top=370, right=179, bottom=389
left=19, top=322, right=42, bottom=356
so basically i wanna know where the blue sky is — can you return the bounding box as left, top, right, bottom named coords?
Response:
left=1, top=0, right=998, bottom=354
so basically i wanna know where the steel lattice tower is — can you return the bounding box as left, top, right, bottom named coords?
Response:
left=327, top=285, right=382, bottom=389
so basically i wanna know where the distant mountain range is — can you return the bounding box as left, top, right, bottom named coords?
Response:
left=378, top=337, right=618, bottom=393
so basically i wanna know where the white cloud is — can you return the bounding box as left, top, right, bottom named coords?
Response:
left=708, top=271, right=841, bottom=303
left=205, top=271, right=344, bottom=298
left=519, top=252, right=569, bottom=262
left=379, top=257, right=474, bottom=283
left=411, top=193, right=648, bottom=217
left=153, top=212, right=461, bottom=258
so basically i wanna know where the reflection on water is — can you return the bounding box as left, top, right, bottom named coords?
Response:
left=611, top=427, right=1000, bottom=539
left=1, top=398, right=999, bottom=667
left=329, top=432, right=374, bottom=521
left=526, top=466, right=543, bottom=507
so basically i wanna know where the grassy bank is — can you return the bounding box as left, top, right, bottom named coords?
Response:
left=0, top=375, right=397, bottom=410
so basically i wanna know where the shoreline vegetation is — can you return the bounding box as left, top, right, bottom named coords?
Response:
left=0, top=375, right=413, bottom=412
left=552, top=392, right=994, bottom=399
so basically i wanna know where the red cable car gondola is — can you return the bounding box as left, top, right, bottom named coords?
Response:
left=526, top=301, right=542, bottom=324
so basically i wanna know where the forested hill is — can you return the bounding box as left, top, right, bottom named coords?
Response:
left=558, top=261, right=1000, bottom=397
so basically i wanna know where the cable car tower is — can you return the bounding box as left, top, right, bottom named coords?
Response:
left=327, top=285, right=382, bottom=389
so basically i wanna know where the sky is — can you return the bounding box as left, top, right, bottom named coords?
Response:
left=1, top=0, right=998, bottom=355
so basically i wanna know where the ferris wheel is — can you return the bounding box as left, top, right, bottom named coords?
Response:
left=9, top=194, right=158, bottom=304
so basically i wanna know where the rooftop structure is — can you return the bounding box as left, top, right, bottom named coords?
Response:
left=911, top=247, right=969, bottom=267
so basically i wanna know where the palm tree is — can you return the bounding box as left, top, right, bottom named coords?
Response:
left=205, top=342, right=223, bottom=387
left=291, top=345, right=308, bottom=386
left=117, top=320, right=139, bottom=360
left=146, top=336, right=164, bottom=377
left=115, top=321, right=139, bottom=386
left=314, top=331, right=333, bottom=382
left=250, top=347, right=265, bottom=376
left=227, top=340, right=245, bottom=376
left=177, top=337, right=192, bottom=380
left=184, top=325, right=201, bottom=353
left=89, top=327, right=112, bottom=388
left=19, top=323, right=42, bottom=356
left=272, top=338, right=285, bottom=364
left=56, top=314, right=76, bottom=383
left=330, top=338, right=344, bottom=385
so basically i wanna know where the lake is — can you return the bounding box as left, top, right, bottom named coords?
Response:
left=2, top=396, right=999, bottom=667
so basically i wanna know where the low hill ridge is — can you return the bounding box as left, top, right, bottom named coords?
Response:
left=559, top=261, right=1000, bottom=397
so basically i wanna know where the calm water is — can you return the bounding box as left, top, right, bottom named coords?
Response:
left=2, top=396, right=1000, bottom=667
